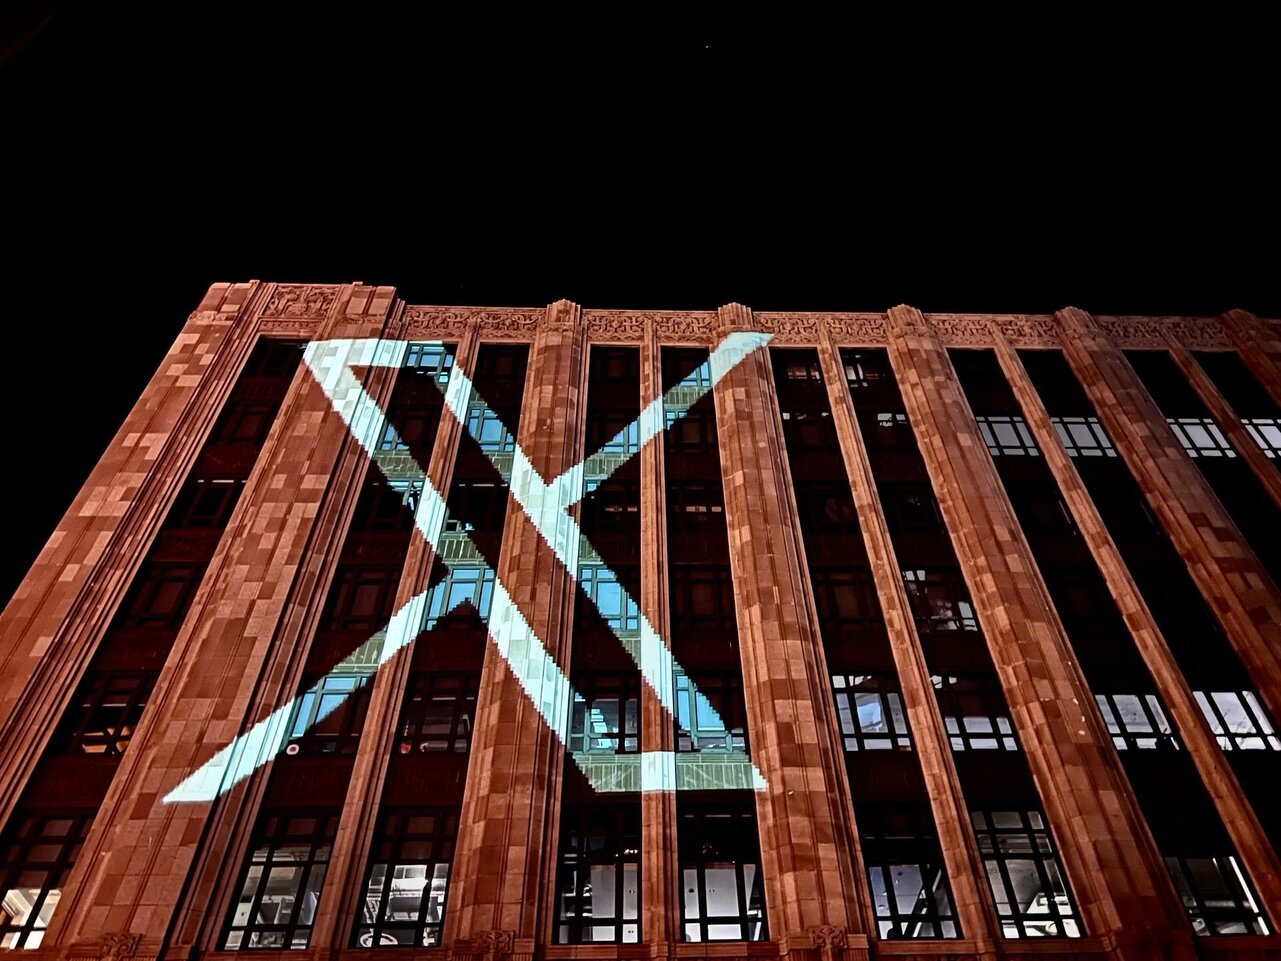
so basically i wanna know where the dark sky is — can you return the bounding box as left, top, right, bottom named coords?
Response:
left=3, top=6, right=1278, bottom=605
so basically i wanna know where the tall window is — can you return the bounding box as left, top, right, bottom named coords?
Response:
left=1194, top=691, right=1281, bottom=751
left=554, top=807, right=640, bottom=944
left=59, top=672, right=155, bottom=756
left=859, top=806, right=958, bottom=939
left=0, top=813, right=93, bottom=948
left=1094, top=693, right=1178, bottom=751
left=353, top=810, right=457, bottom=947
left=663, top=408, right=717, bottom=454
left=579, top=566, right=640, bottom=632
left=396, top=674, right=478, bottom=755
left=170, top=477, right=244, bottom=528
left=675, top=673, right=747, bottom=753
left=832, top=674, right=911, bottom=751
left=901, top=570, right=978, bottom=633
left=970, top=810, right=1081, bottom=938
left=284, top=674, right=371, bottom=756
left=424, top=567, right=495, bottom=628
left=1050, top=416, right=1116, bottom=458
left=844, top=351, right=888, bottom=389
left=1166, top=417, right=1235, bottom=458
left=569, top=675, right=639, bottom=755
left=669, top=567, right=736, bottom=633
left=1165, top=855, right=1270, bottom=935
left=224, top=812, right=337, bottom=949
left=932, top=675, right=1017, bottom=751
left=324, top=566, right=401, bottom=632
left=120, top=563, right=203, bottom=630
left=810, top=568, right=882, bottom=632
left=679, top=808, right=766, bottom=942
left=879, top=483, right=945, bottom=535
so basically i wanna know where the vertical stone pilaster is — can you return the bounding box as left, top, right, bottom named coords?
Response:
left=1222, top=308, right=1281, bottom=409
left=994, top=328, right=1281, bottom=930
left=639, top=321, right=681, bottom=948
left=0, top=282, right=265, bottom=829
left=51, top=285, right=401, bottom=954
left=1057, top=307, right=1281, bottom=721
left=817, top=329, right=999, bottom=954
left=445, top=300, right=588, bottom=959
left=886, top=306, right=1193, bottom=961
left=712, top=305, right=869, bottom=959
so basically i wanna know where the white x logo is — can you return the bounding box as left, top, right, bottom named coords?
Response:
left=164, top=332, right=770, bottom=803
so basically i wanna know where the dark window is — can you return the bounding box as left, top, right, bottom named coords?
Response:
left=1005, top=482, right=1078, bottom=537
left=243, top=340, right=305, bottom=377
left=832, top=674, right=911, bottom=751
left=664, top=408, right=717, bottom=454
left=780, top=410, right=833, bottom=449
left=213, top=400, right=278, bottom=447
left=880, top=483, right=944, bottom=535
left=1094, top=693, right=1178, bottom=751
left=1194, top=691, right=1281, bottom=751
left=932, top=675, right=1017, bottom=751
left=971, top=810, right=1082, bottom=938
left=844, top=351, right=889, bottom=389
left=353, top=809, right=457, bottom=947
left=379, top=409, right=439, bottom=453
left=0, top=813, right=93, bottom=948
left=224, top=812, right=337, bottom=949
left=59, top=673, right=156, bottom=756
left=862, top=411, right=915, bottom=450
left=675, top=673, right=748, bottom=753
left=284, top=674, right=371, bottom=756
left=587, top=409, right=641, bottom=455
left=975, top=415, right=1040, bottom=457
left=858, top=806, right=959, bottom=939
left=444, top=481, right=509, bottom=534
left=554, top=807, right=641, bottom=944
left=793, top=483, right=860, bottom=533
left=669, top=567, right=736, bottom=633
left=350, top=480, right=418, bottom=533
left=169, top=478, right=244, bottom=528
left=1166, top=417, right=1235, bottom=458
left=569, top=675, right=640, bottom=755
left=120, top=563, right=203, bottom=630
left=323, top=567, right=400, bottom=632
left=810, top=568, right=882, bottom=632
left=679, top=808, right=766, bottom=942
left=901, top=570, right=978, bottom=633
left=396, top=674, right=478, bottom=755
left=1165, top=855, right=1270, bottom=935
left=666, top=482, right=725, bottom=530
left=785, top=359, right=824, bottom=382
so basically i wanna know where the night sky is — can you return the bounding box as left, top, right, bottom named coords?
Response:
left=3, top=7, right=1277, bottom=605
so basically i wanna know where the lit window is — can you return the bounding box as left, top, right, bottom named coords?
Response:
left=1050, top=416, right=1116, bottom=457
left=844, top=352, right=887, bottom=388
left=555, top=807, right=640, bottom=943
left=224, top=812, right=337, bottom=949
left=464, top=408, right=516, bottom=453
left=785, top=361, right=823, bottom=382
left=675, top=673, right=747, bottom=753
left=1166, top=418, right=1236, bottom=458
left=975, top=415, right=1040, bottom=456
left=579, top=566, right=640, bottom=633
left=1094, top=693, right=1177, bottom=751
left=569, top=676, right=639, bottom=755
left=353, top=810, right=457, bottom=947
left=0, top=813, right=93, bottom=948
left=396, top=673, right=478, bottom=755
left=932, top=675, right=1017, bottom=751
left=424, top=566, right=496, bottom=628
left=832, top=674, right=911, bottom=751
left=1165, top=855, right=1270, bottom=935
left=60, top=672, right=155, bottom=756
left=859, top=806, right=959, bottom=939
left=285, top=674, right=372, bottom=756
left=679, top=808, right=766, bottom=942
left=901, top=570, right=979, bottom=633
left=1245, top=417, right=1281, bottom=459
left=403, top=344, right=454, bottom=384
left=1194, top=691, right=1281, bottom=751
left=971, top=810, right=1082, bottom=939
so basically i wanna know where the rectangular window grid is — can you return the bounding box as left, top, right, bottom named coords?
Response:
left=579, top=566, right=640, bottom=633
left=859, top=808, right=959, bottom=939
left=60, top=673, right=156, bottom=756
left=1050, top=416, right=1117, bottom=458
left=224, top=812, right=337, bottom=950
left=555, top=807, right=641, bottom=944
left=1245, top=417, right=1281, bottom=458
left=970, top=810, right=1082, bottom=939
left=1194, top=690, right=1281, bottom=751
left=463, top=408, right=516, bottom=453
left=675, top=673, right=747, bottom=753
left=932, top=675, right=1017, bottom=751
left=353, top=810, right=458, bottom=947
left=1094, top=693, right=1178, bottom=751
left=1165, top=855, right=1270, bottom=935
left=424, top=566, right=495, bottom=628
left=976, top=415, right=1040, bottom=456
left=1166, top=417, right=1236, bottom=458
left=832, top=674, right=911, bottom=751
left=901, top=570, right=979, bottom=633
left=0, top=813, right=93, bottom=949
left=285, top=674, right=372, bottom=756
left=680, top=809, right=766, bottom=942
left=404, top=343, right=455, bottom=383
left=396, top=674, right=478, bottom=755
left=569, top=675, right=640, bottom=755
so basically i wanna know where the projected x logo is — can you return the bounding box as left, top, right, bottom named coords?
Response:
left=165, top=332, right=770, bottom=803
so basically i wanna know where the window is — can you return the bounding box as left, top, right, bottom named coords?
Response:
left=1194, top=691, right=1281, bottom=751
left=0, top=813, right=93, bottom=948
left=377, top=407, right=438, bottom=453
left=669, top=567, right=736, bottom=633
left=1245, top=417, right=1281, bottom=458
left=424, top=566, right=495, bottom=628
left=677, top=359, right=713, bottom=392
left=464, top=408, right=516, bottom=453
left=589, top=410, right=641, bottom=456
left=569, top=675, right=640, bottom=755
left=555, top=807, right=640, bottom=944
left=324, top=566, right=401, bottom=632
left=1167, top=417, right=1235, bottom=458
left=811, top=568, right=882, bottom=632
left=579, top=566, right=640, bottom=633
left=663, top=408, right=717, bottom=454
left=780, top=410, right=833, bottom=449
left=284, top=674, right=371, bottom=756
left=970, top=810, right=1082, bottom=938
left=120, top=563, right=203, bottom=630
left=785, top=359, right=823, bottom=382
left=901, top=570, right=978, bottom=633
left=444, top=481, right=509, bottom=534
left=350, top=480, right=418, bottom=532
left=224, top=812, right=337, bottom=949
left=844, top=352, right=887, bottom=389
left=1050, top=416, right=1116, bottom=458
left=1094, top=693, right=1177, bottom=751
left=793, top=483, right=859, bottom=533
left=675, top=673, right=748, bottom=753
left=666, top=482, right=725, bottom=530
left=353, top=810, right=457, bottom=947
left=975, top=415, right=1040, bottom=457
left=170, top=478, right=244, bottom=528
left=680, top=808, right=766, bottom=942
left=60, top=672, right=155, bottom=756
left=865, top=411, right=914, bottom=450
left=858, top=806, right=959, bottom=939
left=214, top=400, right=278, bottom=446
left=832, top=674, right=911, bottom=751
left=1006, top=483, right=1078, bottom=537
left=404, top=343, right=454, bottom=384
left=396, top=674, right=478, bottom=754
left=879, top=483, right=944, bottom=535
left=1165, top=855, right=1270, bottom=935
left=932, top=675, right=1017, bottom=751
left=243, top=340, right=305, bottom=377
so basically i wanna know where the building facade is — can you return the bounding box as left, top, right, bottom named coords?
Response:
left=1, top=283, right=1280, bottom=961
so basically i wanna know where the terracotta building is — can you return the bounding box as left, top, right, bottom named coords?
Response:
left=2, top=283, right=1280, bottom=961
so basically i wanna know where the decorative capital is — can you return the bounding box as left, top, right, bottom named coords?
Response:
left=100, top=933, right=143, bottom=959
left=809, top=924, right=848, bottom=948
left=477, top=929, right=515, bottom=956
left=886, top=304, right=932, bottom=338
left=545, top=299, right=583, bottom=330
left=717, top=302, right=755, bottom=331
left=1053, top=305, right=1101, bottom=340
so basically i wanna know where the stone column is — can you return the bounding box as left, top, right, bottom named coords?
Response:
left=712, top=304, right=869, bottom=960
left=885, top=306, right=1194, bottom=961
left=1222, top=308, right=1281, bottom=408
left=0, top=282, right=264, bottom=828
left=50, top=284, right=400, bottom=954
left=816, top=328, right=1000, bottom=954
left=444, top=300, right=588, bottom=960
left=993, top=327, right=1281, bottom=928
left=639, top=321, right=681, bottom=947
left=1056, top=307, right=1281, bottom=721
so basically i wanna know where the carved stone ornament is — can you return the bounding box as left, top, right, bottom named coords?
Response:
left=477, top=929, right=515, bottom=955
left=402, top=307, right=541, bottom=341
left=100, top=933, right=143, bottom=958
left=809, top=924, right=849, bottom=948
left=263, top=284, right=340, bottom=319
left=583, top=310, right=652, bottom=342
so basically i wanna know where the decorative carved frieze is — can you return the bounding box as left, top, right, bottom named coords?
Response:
left=809, top=924, right=849, bottom=948
left=100, top=933, right=142, bottom=958
left=402, top=307, right=541, bottom=340
left=262, top=284, right=340, bottom=319
left=258, top=318, right=321, bottom=338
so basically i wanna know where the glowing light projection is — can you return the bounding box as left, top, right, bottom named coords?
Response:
left=164, top=333, right=771, bottom=804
